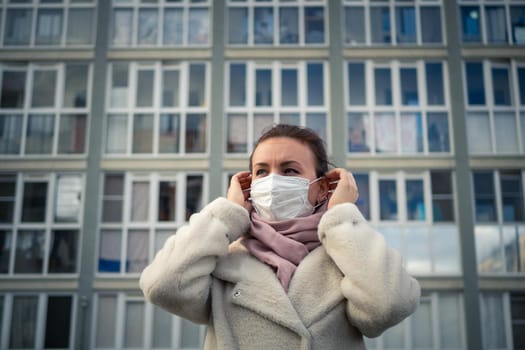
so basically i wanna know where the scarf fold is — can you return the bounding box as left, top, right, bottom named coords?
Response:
left=241, top=203, right=327, bottom=291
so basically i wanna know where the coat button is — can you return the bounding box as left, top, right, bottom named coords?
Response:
left=233, top=290, right=241, bottom=298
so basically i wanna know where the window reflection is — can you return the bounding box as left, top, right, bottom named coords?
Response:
left=14, top=230, right=45, bottom=273
left=379, top=179, right=398, bottom=220
left=476, top=226, right=504, bottom=273
left=0, top=114, right=22, bottom=154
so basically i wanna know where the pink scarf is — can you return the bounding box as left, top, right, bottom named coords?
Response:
left=241, top=204, right=327, bottom=291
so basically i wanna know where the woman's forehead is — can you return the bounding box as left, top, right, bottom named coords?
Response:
left=252, top=137, right=315, bottom=166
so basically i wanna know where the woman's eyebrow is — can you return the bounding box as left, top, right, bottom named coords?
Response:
left=280, top=160, right=301, bottom=168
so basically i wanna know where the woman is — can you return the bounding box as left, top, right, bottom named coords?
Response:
left=140, top=124, right=420, bottom=349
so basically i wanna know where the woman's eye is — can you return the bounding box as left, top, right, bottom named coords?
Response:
left=255, top=169, right=267, bottom=176
left=284, top=168, right=298, bottom=174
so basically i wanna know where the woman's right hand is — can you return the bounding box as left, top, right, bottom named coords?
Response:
left=227, top=171, right=252, bottom=211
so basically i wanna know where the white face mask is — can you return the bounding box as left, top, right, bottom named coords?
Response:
left=250, top=173, right=321, bottom=221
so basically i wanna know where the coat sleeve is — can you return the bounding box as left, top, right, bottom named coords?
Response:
left=318, top=202, right=421, bottom=338
left=139, top=197, right=250, bottom=324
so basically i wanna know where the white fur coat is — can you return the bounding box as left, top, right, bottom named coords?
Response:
left=139, top=197, right=420, bottom=350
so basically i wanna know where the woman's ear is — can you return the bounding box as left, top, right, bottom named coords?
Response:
left=317, top=176, right=329, bottom=203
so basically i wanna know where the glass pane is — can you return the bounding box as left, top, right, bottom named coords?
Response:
left=67, top=8, right=93, bottom=45
left=427, top=112, right=450, bottom=153
left=180, top=318, right=202, bottom=348
left=186, top=175, right=203, bottom=220
left=519, top=67, right=525, bottom=105
left=425, top=63, right=444, bottom=105
left=1, top=71, right=26, bottom=108
left=383, top=322, right=404, bottom=348
left=281, top=68, right=298, bottom=106
left=0, top=114, right=22, bottom=154
left=344, top=6, right=365, bottom=45
left=44, top=296, right=72, bottom=348
left=476, top=226, right=503, bottom=273
left=503, top=226, right=520, bottom=272
left=279, top=113, right=300, bottom=126
left=127, top=230, right=148, bottom=273
left=58, top=114, right=86, bottom=154
left=10, top=296, right=38, bottom=348
left=486, top=6, right=507, bottom=43
left=164, top=9, right=183, bottom=45
left=421, top=7, right=442, bottom=43
left=511, top=6, right=525, bottom=44
left=162, top=69, right=180, bottom=107
left=132, top=114, right=153, bottom=153
left=255, top=69, right=272, bottom=106
left=55, top=175, right=82, bottom=222
left=4, top=9, right=32, bottom=46
left=501, top=171, right=524, bottom=222
left=433, top=227, right=460, bottom=273
left=155, top=230, right=172, bottom=252
left=185, top=114, right=206, bottom=153
left=229, top=64, right=246, bottom=106
left=159, top=113, right=180, bottom=153
left=279, top=7, right=298, bottom=44
left=138, top=9, right=158, bottom=45
left=35, top=9, right=63, bottom=45
left=131, top=181, right=149, bottom=221
left=228, top=8, right=248, bottom=44
left=305, top=7, right=324, bottom=44
left=374, top=68, right=392, bottom=105
left=125, top=301, right=145, bottom=347
left=431, top=171, right=454, bottom=222
left=466, top=62, right=485, bottom=105
left=32, top=70, right=57, bottom=107
left=153, top=307, right=172, bottom=347
left=348, top=62, right=365, bottom=105
left=136, top=70, right=154, bottom=107
left=481, top=293, right=507, bottom=348
left=406, top=227, right=431, bottom=273
left=254, top=7, right=273, bottom=44
left=307, top=63, right=324, bottom=106
left=188, top=8, right=209, bottom=45
left=306, top=113, right=326, bottom=142
left=98, top=230, right=121, bottom=272
left=102, top=174, right=124, bottom=222
left=406, top=179, right=425, bottom=220
left=400, top=68, right=418, bottom=105
left=22, top=182, right=48, bottom=222
left=106, top=114, right=128, bottom=154
left=439, top=293, right=463, bottom=348
left=411, top=299, right=432, bottom=347
left=370, top=7, right=390, bottom=44
left=375, top=112, right=396, bottom=153
left=461, top=6, right=481, bottom=42
left=379, top=179, right=397, bottom=220
left=64, top=64, right=88, bottom=108
left=25, top=114, right=54, bottom=154
left=0, top=230, right=12, bottom=273
left=110, top=63, right=129, bottom=108
left=492, top=67, right=511, bottom=106
left=96, top=295, right=117, bottom=347
left=353, top=174, right=369, bottom=219
left=474, top=172, right=496, bottom=222
left=48, top=230, right=78, bottom=273
left=253, top=114, right=273, bottom=148
left=158, top=181, right=176, bottom=221
left=400, top=112, right=423, bottom=153
left=494, top=112, right=518, bottom=153
left=467, top=112, right=491, bottom=154
left=188, top=64, right=206, bottom=106
left=522, top=113, right=525, bottom=153
left=396, top=7, right=416, bottom=44
left=112, top=9, right=132, bottom=46
left=14, top=230, right=45, bottom=273
left=227, top=114, right=247, bottom=153
left=348, top=112, right=370, bottom=152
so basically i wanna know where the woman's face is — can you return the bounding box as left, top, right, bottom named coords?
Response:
left=251, top=137, right=327, bottom=205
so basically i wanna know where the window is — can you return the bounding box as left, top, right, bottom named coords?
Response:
left=511, top=293, right=525, bottom=349
left=227, top=0, right=326, bottom=46
left=111, top=0, right=210, bottom=47
left=459, top=2, right=525, bottom=45
left=480, top=293, right=511, bottom=348
left=226, top=61, right=328, bottom=154
left=98, top=172, right=206, bottom=274
left=0, top=63, right=91, bottom=156
left=346, top=60, right=450, bottom=155
left=0, top=173, right=82, bottom=276
left=1, top=2, right=94, bottom=47
left=105, top=62, right=208, bottom=156
left=343, top=1, right=443, bottom=46
left=94, top=293, right=204, bottom=349
left=465, top=60, right=524, bottom=155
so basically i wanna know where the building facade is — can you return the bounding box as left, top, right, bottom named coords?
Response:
left=0, top=0, right=524, bottom=349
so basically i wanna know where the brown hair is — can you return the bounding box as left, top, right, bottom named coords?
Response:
left=249, top=124, right=330, bottom=177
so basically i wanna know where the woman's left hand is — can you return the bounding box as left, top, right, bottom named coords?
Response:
left=325, top=168, right=359, bottom=209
